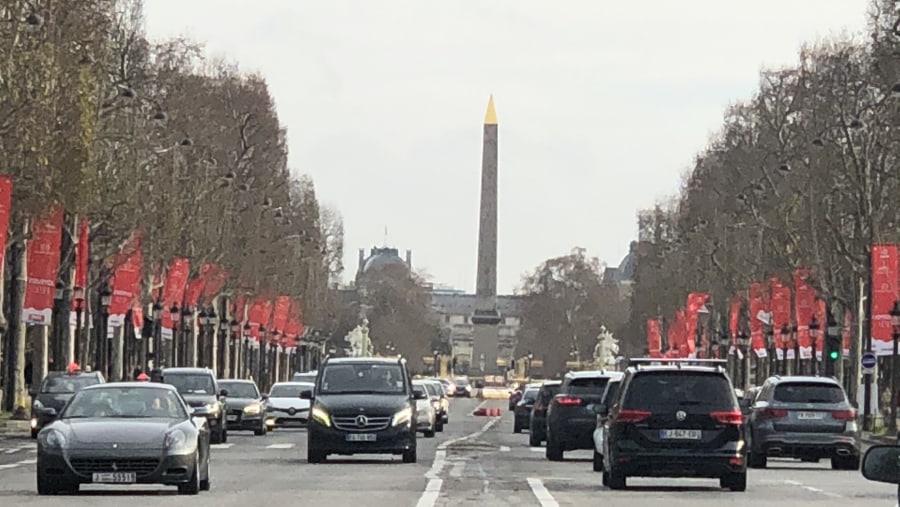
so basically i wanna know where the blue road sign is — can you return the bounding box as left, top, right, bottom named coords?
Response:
left=861, top=352, right=877, bottom=369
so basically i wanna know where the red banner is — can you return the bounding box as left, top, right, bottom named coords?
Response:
left=184, top=262, right=214, bottom=309
left=0, top=176, right=11, bottom=269
left=871, top=244, right=898, bottom=355
left=132, top=304, right=144, bottom=334
left=769, top=280, right=791, bottom=337
left=684, top=292, right=709, bottom=357
left=247, top=298, right=272, bottom=339
left=160, top=258, right=190, bottom=333
left=22, top=207, right=64, bottom=324
left=843, top=309, right=852, bottom=356
left=200, top=264, right=228, bottom=306
left=108, top=242, right=142, bottom=326
left=646, top=318, right=661, bottom=357
left=814, top=298, right=826, bottom=357
left=793, top=268, right=816, bottom=355
left=728, top=294, right=741, bottom=339
left=272, top=296, right=291, bottom=334
left=748, top=282, right=767, bottom=357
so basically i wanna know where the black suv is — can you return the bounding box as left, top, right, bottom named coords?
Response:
left=601, top=359, right=746, bottom=491
left=161, top=367, right=228, bottom=443
left=30, top=370, right=105, bottom=438
left=301, top=356, right=425, bottom=464
left=545, top=370, right=623, bottom=461
left=529, top=380, right=561, bottom=447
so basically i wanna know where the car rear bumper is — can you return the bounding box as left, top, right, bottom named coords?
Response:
left=614, top=452, right=746, bottom=478
left=753, top=431, right=860, bottom=458
left=308, top=422, right=416, bottom=455
left=225, top=413, right=264, bottom=431
left=38, top=450, right=196, bottom=485
left=552, top=421, right=595, bottom=450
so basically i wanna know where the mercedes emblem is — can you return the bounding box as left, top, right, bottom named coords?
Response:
left=355, top=415, right=368, bottom=427
left=675, top=410, right=687, bottom=421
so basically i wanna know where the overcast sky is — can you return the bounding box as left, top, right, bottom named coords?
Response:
left=143, top=0, right=870, bottom=294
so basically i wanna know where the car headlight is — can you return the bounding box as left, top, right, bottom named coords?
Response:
left=392, top=407, right=412, bottom=427
left=465, top=386, right=471, bottom=392
left=311, top=406, right=331, bottom=427
left=243, top=403, right=262, bottom=415
left=165, top=429, right=195, bottom=455
left=42, top=429, right=66, bottom=449
left=205, top=402, right=219, bottom=414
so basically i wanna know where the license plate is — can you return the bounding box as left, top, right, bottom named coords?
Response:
left=659, top=429, right=702, bottom=440
left=226, top=415, right=238, bottom=421
left=345, top=433, right=376, bottom=442
left=92, top=472, right=136, bottom=484
left=797, top=411, right=824, bottom=420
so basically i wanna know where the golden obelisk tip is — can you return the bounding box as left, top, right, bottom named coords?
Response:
left=484, top=95, right=497, bottom=125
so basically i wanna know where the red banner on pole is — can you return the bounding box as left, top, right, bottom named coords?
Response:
left=646, top=318, right=661, bottom=357
left=793, top=268, right=816, bottom=357
left=272, top=296, right=291, bottom=334
left=684, top=292, right=709, bottom=357
left=0, top=176, right=11, bottom=269
left=748, top=282, right=767, bottom=358
left=108, top=244, right=142, bottom=327
left=843, top=309, right=852, bottom=357
left=770, top=281, right=791, bottom=336
left=200, top=264, right=228, bottom=306
left=160, top=258, right=190, bottom=335
left=22, top=207, right=64, bottom=324
left=871, top=244, right=898, bottom=355
left=814, top=298, right=826, bottom=360
left=728, top=294, right=741, bottom=339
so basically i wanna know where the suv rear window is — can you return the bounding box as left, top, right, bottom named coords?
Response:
left=622, top=372, right=736, bottom=410
left=523, top=388, right=539, bottom=402
left=773, top=382, right=845, bottom=403
left=566, top=377, right=610, bottom=395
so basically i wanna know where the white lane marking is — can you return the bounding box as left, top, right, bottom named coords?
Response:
left=211, top=443, right=234, bottom=449
left=265, top=443, right=294, bottom=449
left=469, top=400, right=488, bottom=416
left=0, top=464, right=19, bottom=470
left=499, top=446, right=510, bottom=452
left=417, top=416, right=501, bottom=507
left=4, top=448, right=21, bottom=454
left=527, top=477, right=560, bottom=507
left=530, top=447, right=543, bottom=452
left=17, top=458, right=36, bottom=465
left=449, top=460, right=466, bottom=477
left=782, top=479, right=841, bottom=498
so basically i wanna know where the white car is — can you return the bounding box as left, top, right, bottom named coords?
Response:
left=413, top=381, right=436, bottom=438
left=266, top=382, right=313, bottom=428
left=592, top=378, right=623, bottom=472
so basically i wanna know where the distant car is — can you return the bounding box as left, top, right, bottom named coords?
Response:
left=439, top=378, right=456, bottom=397
left=529, top=381, right=561, bottom=446
left=860, top=444, right=900, bottom=504
left=412, top=381, right=437, bottom=438
left=546, top=370, right=623, bottom=461
left=292, top=371, right=317, bottom=384
left=266, top=382, right=314, bottom=427
left=602, top=359, right=746, bottom=491
left=161, top=367, right=228, bottom=444
left=591, top=377, right=622, bottom=472
left=36, top=382, right=211, bottom=495
left=513, top=384, right=540, bottom=433
left=453, top=378, right=472, bottom=397
left=747, top=375, right=860, bottom=470
left=217, top=379, right=268, bottom=436
left=509, top=384, right=524, bottom=410
left=30, top=370, right=105, bottom=438
left=423, top=379, right=449, bottom=428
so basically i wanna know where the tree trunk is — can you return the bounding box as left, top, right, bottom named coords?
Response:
left=221, top=296, right=230, bottom=379
left=12, top=225, right=28, bottom=417
left=111, top=324, right=123, bottom=381
left=32, top=326, right=48, bottom=390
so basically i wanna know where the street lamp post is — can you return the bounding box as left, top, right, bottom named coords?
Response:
left=889, top=301, right=900, bottom=433
left=809, top=315, right=820, bottom=376
left=169, top=303, right=180, bottom=367
left=151, top=301, right=162, bottom=369
left=99, top=286, right=112, bottom=378
left=780, top=324, right=790, bottom=376
left=218, top=315, right=229, bottom=375
left=73, top=286, right=85, bottom=367
left=229, top=319, right=240, bottom=377
left=243, top=323, right=252, bottom=378
left=527, top=351, right=534, bottom=379
left=198, top=307, right=209, bottom=367
left=432, top=349, right=439, bottom=375
left=181, top=306, right=193, bottom=367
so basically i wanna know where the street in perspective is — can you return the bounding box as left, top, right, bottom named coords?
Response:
left=3, top=0, right=900, bottom=505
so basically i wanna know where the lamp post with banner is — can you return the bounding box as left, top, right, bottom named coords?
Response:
left=99, top=285, right=112, bottom=378
left=809, top=315, right=820, bottom=376
left=168, top=303, right=180, bottom=367
left=889, top=301, right=900, bottom=434
left=73, top=286, right=85, bottom=367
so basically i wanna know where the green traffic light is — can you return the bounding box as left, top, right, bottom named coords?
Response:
left=828, top=351, right=839, bottom=360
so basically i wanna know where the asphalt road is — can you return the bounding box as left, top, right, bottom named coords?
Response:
left=0, top=398, right=897, bottom=506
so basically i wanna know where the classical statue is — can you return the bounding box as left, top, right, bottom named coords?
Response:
left=593, top=325, right=619, bottom=368
left=346, top=318, right=374, bottom=357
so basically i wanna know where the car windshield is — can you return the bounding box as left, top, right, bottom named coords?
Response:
left=218, top=382, right=258, bottom=399
left=292, top=373, right=317, bottom=383
left=62, top=387, right=187, bottom=419
left=41, top=375, right=101, bottom=394
left=319, top=363, right=406, bottom=394
left=270, top=383, right=313, bottom=398
left=522, top=388, right=539, bottom=402
left=566, top=377, right=610, bottom=396
left=424, top=383, right=441, bottom=397
left=773, top=382, right=846, bottom=404
left=623, top=372, right=736, bottom=410
left=164, top=374, right=215, bottom=395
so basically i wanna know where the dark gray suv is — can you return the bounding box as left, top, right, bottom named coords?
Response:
left=747, top=375, right=860, bottom=470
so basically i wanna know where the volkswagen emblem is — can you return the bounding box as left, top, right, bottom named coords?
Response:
left=675, top=410, right=687, bottom=421
left=288, top=408, right=296, bottom=415
left=355, top=415, right=368, bottom=427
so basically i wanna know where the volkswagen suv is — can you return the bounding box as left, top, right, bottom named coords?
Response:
left=301, top=356, right=425, bottom=463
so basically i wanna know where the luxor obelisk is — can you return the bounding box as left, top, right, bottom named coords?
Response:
left=472, top=96, right=502, bottom=377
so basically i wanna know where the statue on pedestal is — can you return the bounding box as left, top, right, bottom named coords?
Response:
left=346, top=318, right=374, bottom=357
left=593, top=325, right=619, bottom=368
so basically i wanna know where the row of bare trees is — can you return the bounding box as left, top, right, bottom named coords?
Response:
left=625, top=1, right=900, bottom=370
left=0, top=1, right=343, bottom=411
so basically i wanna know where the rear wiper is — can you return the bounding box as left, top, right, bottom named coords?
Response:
left=677, top=401, right=704, bottom=406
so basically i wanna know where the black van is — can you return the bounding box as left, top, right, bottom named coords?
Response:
left=301, top=356, right=426, bottom=464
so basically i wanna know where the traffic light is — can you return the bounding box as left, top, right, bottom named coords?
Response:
left=824, top=330, right=842, bottom=377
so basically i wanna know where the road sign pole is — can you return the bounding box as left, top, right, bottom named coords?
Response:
left=862, top=350, right=876, bottom=430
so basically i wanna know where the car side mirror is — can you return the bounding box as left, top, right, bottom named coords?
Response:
left=300, top=390, right=313, bottom=400
left=218, top=389, right=228, bottom=398
left=44, top=407, right=57, bottom=417
left=261, top=394, right=269, bottom=401
left=414, top=391, right=428, bottom=400
left=862, top=445, right=900, bottom=484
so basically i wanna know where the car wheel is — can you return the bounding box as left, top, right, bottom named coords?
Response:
left=254, top=422, right=267, bottom=436
left=178, top=453, right=201, bottom=495
left=220, top=427, right=228, bottom=443
left=545, top=432, right=563, bottom=461
left=607, top=465, right=626, bottom=490
left=403, top=447, right=417, bottom=463
left=307, top=449, right=327, bottom=464
left=529, top=431, right=541, bottom=447
left=425, top=427, right=436, bottom=438
left=592, top=449, right=603, bottom=472
left=831, top=455, right=859, bottom=470
left=601, top=470, right=609, bottom=487
left=748, top=452, right=767, bottom=469
left=513, top=421, right=521, bottom=434
left=31, top=427, right=39, bottom=439
left=721, top=471, right=747, bottom=492
left=435, top=421, right=444, bottom=432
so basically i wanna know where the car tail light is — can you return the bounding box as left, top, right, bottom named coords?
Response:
left=710, top=409, right=743, bottom=425
left=757, top=407, right=788, bottom=419
left=832, top=408, right=856, bottom=420
left=617, top=409, right=651, bottom=423
left=554, top=395, right=582, bottom=406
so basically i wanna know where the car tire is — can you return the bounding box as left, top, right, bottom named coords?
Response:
left=435, top=421, right=444, bottom=432
left=592, top=449, right=603, bottom=472
left=601, top=470, right=609, bottom=487
left=545, top=432, right=563, bottom=461
left=403, top=447, right=417, bottom=463
left=31, top=427, right=39, bottom=439
left=513, top=421, right=521, bottom=434
left=529, top=431, right=541, bottom=447
left=254, top=423, right=267, bottom=436
left=307, top=449, right=327, bottom=464
left=607, top=466, right=626, bottom=490
left=831, top=455, right=860, bottom=470
left=721, top=471, right=747, bottom=492
left=748, top=451, right=766, bottom=469
left=425, top=428, right=436, bottom=438
left=178, top=453, right=201, bottom=495
left=37, top=469, right=70, bottom=495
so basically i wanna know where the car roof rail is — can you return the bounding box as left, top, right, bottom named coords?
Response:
left=628, top=357, right=728, bottom=370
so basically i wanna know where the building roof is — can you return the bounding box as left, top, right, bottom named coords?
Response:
left=361, top=247, right=408, bottom=273
left=429, top=292, right=523, bottom=317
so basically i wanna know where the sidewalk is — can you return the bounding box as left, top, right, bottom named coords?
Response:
left=0, top=412, right=29, bottom=437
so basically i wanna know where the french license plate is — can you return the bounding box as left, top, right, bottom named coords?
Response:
left=92, top=472, right=136, bottom=484
left=345, top=433, right=376, bottom=442
left=659, top=429, right=702, bottom=440
left=226, top=414, right=238, bottom=421
left=797, top=411, right=824, bottom=420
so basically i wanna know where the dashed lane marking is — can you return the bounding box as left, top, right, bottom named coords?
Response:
left=783, top=479, right=842, bottom=498
left=527, top=477, right=559, bottom=507
left=265, top=443, right=294, bottom=449
left=530, top=447, right=543, bottom=452
left=499, top=446, right=510, bottom=452
left=211, top=443, right=234, bottom=449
